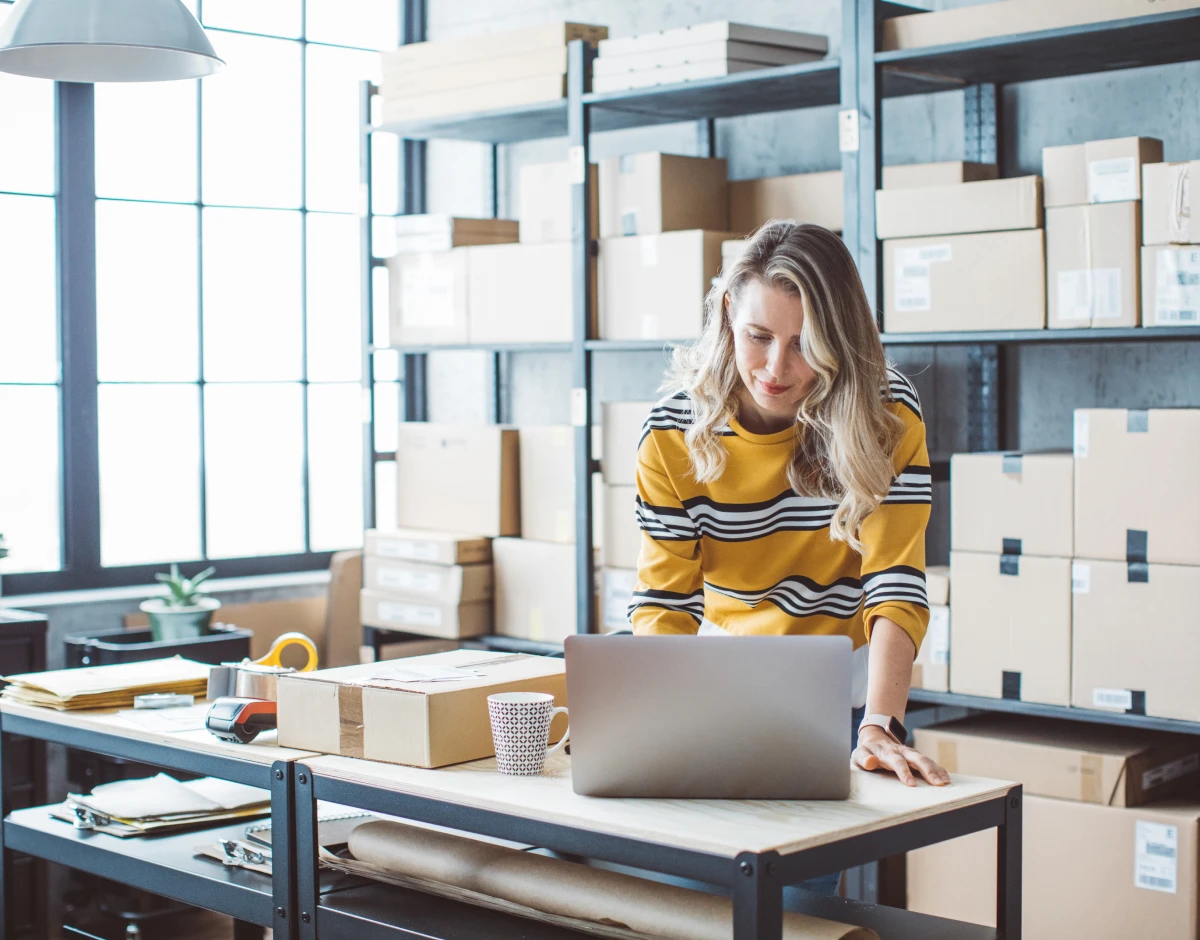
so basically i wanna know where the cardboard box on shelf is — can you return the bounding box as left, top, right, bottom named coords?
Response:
left=910, top=604, right=949, bottom=692
left=363, top=557, right=492, bottom=604
left=388, top=249, right=470, bottom=346
left=277, top=649, right=568, bottom=767
left=359, top=588, right=491, bottom=640
left=467, top=241, right=594, bottom=344
left=601, top=402, right=653, bottom=485
left=518, top=427, right=575, bottom=544
left=950, top=451, right=1073, bottom=557
left=598, top=153, right=728, bottom=238
left=1141, top=244, right=1200, bottom=327
left=915, top=714, right=1200, bottom=807
left=881, top=161, right=998, bottom=190
left=1046, top=201, right=1141, bottom=328
left=592, top=59, right=812, bottom=93
left=1042, top=136, right=1163, bottom=208
left=518, top=160, right=599, bottom=245
left=365, top=529, right=492, bottom=567
left=949, top=550, right=1071, bottom=706
left=908, top=796, right=1200, bottom=938
left=395, top=424, right=519, bottom=538
left=1073, top=408, right=1200, bottom=564
left=393, top=214, right=519, bottom=244
left=385, top=47, right=569, bottom=95
left=493, top=538, right=578, bottom=643
left=1071, top=558, right=1200, bottom=722
left=382, top=74, right=569, bottom=124
left=1143, top=161, right=1200, bottom=246
left=727, top=170, right=844, bottom=235
left=874, top=175, right=1042, bottom=240
left=926, top=565, right=950, bottom=606
left=602, top=484, right=641, bottom=570
left=593, top=38, right=822, bottom=78
left=600, top=567, right=638, bottom=632
left=883, top=229, right=1046, bottom=333
left=598, top=229, right=737, bottom=340
left=383, top=23, right=607, bottom=73
left=597, top=21, right=828, bottom=60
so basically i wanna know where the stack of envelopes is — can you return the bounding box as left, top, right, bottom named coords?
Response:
left=1, top=657, right=210, bottom=711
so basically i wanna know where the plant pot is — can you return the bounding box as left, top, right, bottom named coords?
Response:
left=139, top=597, right=221, bottom=642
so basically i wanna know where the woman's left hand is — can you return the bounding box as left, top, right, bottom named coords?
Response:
left=853, top=726, right=950, bottom=787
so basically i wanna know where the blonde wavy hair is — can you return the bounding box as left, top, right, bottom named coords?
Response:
left=664, top=220, right=904, bottom=551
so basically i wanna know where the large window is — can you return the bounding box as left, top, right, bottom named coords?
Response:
left=2, top=1, right=401, bottom=592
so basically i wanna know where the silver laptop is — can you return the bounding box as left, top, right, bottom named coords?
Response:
left=564, top=635, right=852, bottom=799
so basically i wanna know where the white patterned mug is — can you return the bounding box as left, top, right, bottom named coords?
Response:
left=487, top=692, right=570, bottom=775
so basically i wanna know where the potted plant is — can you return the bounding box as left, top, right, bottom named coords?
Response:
left=139, top=563, right=220, bottom=641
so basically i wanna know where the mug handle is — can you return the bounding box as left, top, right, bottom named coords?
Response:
left=545, top=707, right=570, bottom=759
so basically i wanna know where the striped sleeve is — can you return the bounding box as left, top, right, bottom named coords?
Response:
left=859, top=386, right=932, bottom=652
left=629, top=434, right=704, bottom=635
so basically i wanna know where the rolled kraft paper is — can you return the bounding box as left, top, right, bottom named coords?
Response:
left=349, top=821, right=877, bottom=940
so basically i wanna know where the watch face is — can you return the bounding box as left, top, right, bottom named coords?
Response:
left=888, top=716, right=908, bottom=744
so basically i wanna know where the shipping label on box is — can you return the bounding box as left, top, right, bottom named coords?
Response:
left=363, top=557, right=492, bottom=604
left=388, top=249, right=470, bottom=346
left=360, top=589, right=491, bottom=640
left=1143, top=161, right=1199, bottom=246
left=1143, top=246, right=1200, bottom=327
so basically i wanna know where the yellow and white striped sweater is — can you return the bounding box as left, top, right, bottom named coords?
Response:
left=630, top=366, right=931, bottom=654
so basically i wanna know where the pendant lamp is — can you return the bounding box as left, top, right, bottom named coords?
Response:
left=0, top=0, right=223, bottom=82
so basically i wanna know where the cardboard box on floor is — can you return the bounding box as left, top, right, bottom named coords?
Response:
left=601, top=402, right=653, bottom=485
left=883, top=229, right=1046, bottom=333
left=598, top=153, right=728, bottom=238
left=395, top=424, right=519, bottom=538
left=875, top=175, right=1042, bottom=240
left=915, top=715, right=1200, bottom=807
left=365, top=528, right=492, bottom=566
left=908, top=797, right=1200, bottom=938
left=599, top=229, right=738, bottom=339
left=518, top=160, right=599, bottom=245
left=1141, top=244, right=1200, bottom=328
left=1072, top=558, right=1200, bottom=722
left=388, top=249, right=470, bottom=346
left=1042, top=136, right=1163, bottom=208
left=467, top=242, right=594, bottom=344
left=518, top=427, right=575, bottom=543
left=493, top=538, right=578, bottom=643
left=360, top=588, right=491, bottom=640
left=1073, top=408, right=1200, bottom=564
left=1046, top=201, right=1141, bottom=328
left=602, top=484, right=641, bottom=569
left=950, top=452, right=1073, bottom=556
left=363, top=557, right=492, bottom=604
left=910, top=604, right=949, bottom=692
left=949, top=551, right=1071, bottom=705
left=1144, top=161, right=1200, bottom=245
left=277, top=649, right=567, bottom=767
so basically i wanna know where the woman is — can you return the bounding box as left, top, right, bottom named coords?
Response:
left=630, top=220, right=949, bottom=793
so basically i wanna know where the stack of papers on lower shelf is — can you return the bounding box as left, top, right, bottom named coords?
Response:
left=1, top=657, right=211, bottom=711
left=51, top=773, right=270, bottom=837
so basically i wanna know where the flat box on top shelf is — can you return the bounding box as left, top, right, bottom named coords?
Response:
left=384, top=47, right=569, bottom=96
left=601, top=567, right=637, bottom=632
left=597, top=21, right=828, bottom=59
left=926, top=565, right=950, bottom=606
left=1142, top=244, right=1200, bottom=327
left=388, top=249, right=469, bottom=346
left=910, top=604, right=949, bottom=692
left=360, top=588, right=491, bottom=640
left=881, top=161, right=998, bottom=190
left=949, top=550, right=1071, bottom=706
left=601, top=484, right=641, bottom=570
left=592, top=38, right=823, bottom=77
left=599, top=229, right=739, bottom=340
left=1143, top=161, right=1200, bottom=245
left=1046, top=202, right=1141, bottom=328
left=492, top=538, right=578, bottom=643
left=601, top=401, right=653, bottom=486
left=1073, top=408, right=1200, bottom=564
left=363, top=557, right=492, bottom=604
left=950, top=451, right=1073, bottom=557
left=276, top=649, right=567, bottom=768
left=874, top=176, right=1042, bottom=240
left=883, top=229, right=1046, bottom=333
left=518, top=160, right=598, bottom=244
left=383, top=23, right=607, bottom=72
left=365, top=528, right=492, bottom=566
left=598, top=153, right=728, bottom=238
left=915, top=714, right=1200, bottom=807
left=1042, top=137, right=1163, bottom=208
left=395, top=424, right=519, bottom=538
left=382, top=75, right=568, bottom=124
left=882, top=0, right=1200, bottom=51
left=593, top=59, right=818, bottom=93
left=1071, top=558, right=1200, bottom=722
left=467, top=241, right=594, bottom=344
left=518, top=427, right=575, bottom=544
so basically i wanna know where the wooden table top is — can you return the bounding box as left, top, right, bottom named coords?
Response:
left=304, top=752, right=1015, bottom=858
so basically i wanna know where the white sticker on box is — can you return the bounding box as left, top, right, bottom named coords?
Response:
left=640, top=236, right=658, bottom=267
left=1071, top=562, right=1091, bottom=594
left=1057, top=270, right=1094, bottom=322
left=1090, top=268, right=1123, bottom=320
left=1155, top=248, right=1200, bottom=325
left=1135, top=821, right=1178, bottom=894
left=399, top=258, right=457, bottom=329
left=1073, top=411, right=1090, bottom=458
left=927, top=606, right=950, bottom=666
left=1093, top=687, right=1133, bottom=711
left=894, top=245, right=951, bottom=313
left=1143, top=753, right=1200, bottom=791
left=1088, top=156, right=1138, bottom=203
left=378, top=601, right=443, bottom=628
left=377, top=538, right=439, bottom=562
left=379, top=567, right=442, bottom=595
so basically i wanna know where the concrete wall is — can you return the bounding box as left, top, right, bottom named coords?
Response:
left=414, top=0, right=1200, bottom=562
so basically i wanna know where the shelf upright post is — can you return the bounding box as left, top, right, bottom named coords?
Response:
left=568, top=39, right=598, bottom=635
left=487, top=142, right=510, bottom=424
left=399, top=0, right=429, bottom=425
left=359, top=80, right=379, bottom=537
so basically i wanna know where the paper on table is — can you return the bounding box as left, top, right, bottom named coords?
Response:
left=186, top=777, right=273, bottom=811
left=71, top=773, right=269, bottom=820
left=116, top=703, right=209, bottom=733
left=2, top=657, right=210, bottom=699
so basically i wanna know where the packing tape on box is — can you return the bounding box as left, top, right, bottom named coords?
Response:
left=1126, top=529, right=1148, bottom=564
left=338, top=684, right=367, bottom=759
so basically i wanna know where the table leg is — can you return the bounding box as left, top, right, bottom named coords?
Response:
left=733, top=851, right=782, bottom=940
left=997, top=785, right=1023, bottom=939
left=271, top=760, right=297, bottom=940
left=295, top=764, right=319, bottom=940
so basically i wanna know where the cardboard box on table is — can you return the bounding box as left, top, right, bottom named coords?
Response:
left=364, top=528, right=492, bottom=566
left=388, top=249, right=470, bottom=346
left=493, top=538, right=578, bottom=643
left=1046, top=201, right=1141, bottom=328
left=518, top=427, right=575, bottom=543
left=1143, top=160, right=1200, bottom=246
left=277, top=649, right=567, bottom=768
left=518, top=160, right=599, bottom=245
left=601, top=402, right=653, bottom=486
left=1042, top=136, right=1163, bottom=208
left=950, top=451, right=1073, bottom=557
left=598, top=153, right=728, bottom=238
left=359, top=588, right=491, bottom=640
left=874, top=175, right=1042, bottom=240
left=1141, top=244, right=1200, bottom=328
left=363, top=557, right=492, bottom=603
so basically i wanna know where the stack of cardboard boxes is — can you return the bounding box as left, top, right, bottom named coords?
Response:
left=1142, top=157, right=1200, bottom=327
left=597, top=402, right=654, bottom=631
left=1044, top=136, right=1161, bottom=328
left=908, top=714, right=1200, bottom=937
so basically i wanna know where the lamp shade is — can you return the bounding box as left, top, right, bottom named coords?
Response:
left=0, top=0, right=223, bottom=81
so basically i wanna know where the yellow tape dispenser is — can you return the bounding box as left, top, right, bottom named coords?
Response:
left=206, top=632, right=318, bottom=702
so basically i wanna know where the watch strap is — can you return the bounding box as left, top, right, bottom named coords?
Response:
left=859, top=713, right=908, bottom=744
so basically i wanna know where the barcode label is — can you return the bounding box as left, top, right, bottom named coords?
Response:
left=378, top=538, right=439, bottom=561
left=1093, top=687, right=1133, bottom=710
left=378, top=601, right=442, bottom=628
left=1156, top=249, right=1200, bottom=325
left=893, top=245, right=952, bottom=315
left=1088, top=156, right=1138, bottom=203
left=1072, top=562, right=1091, bottom=594
left=1143, top=754, right=1200, bottom=790
left=379, top=567, right=441, bottom=595
left=1135, top=821, right=1178, bottom=894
